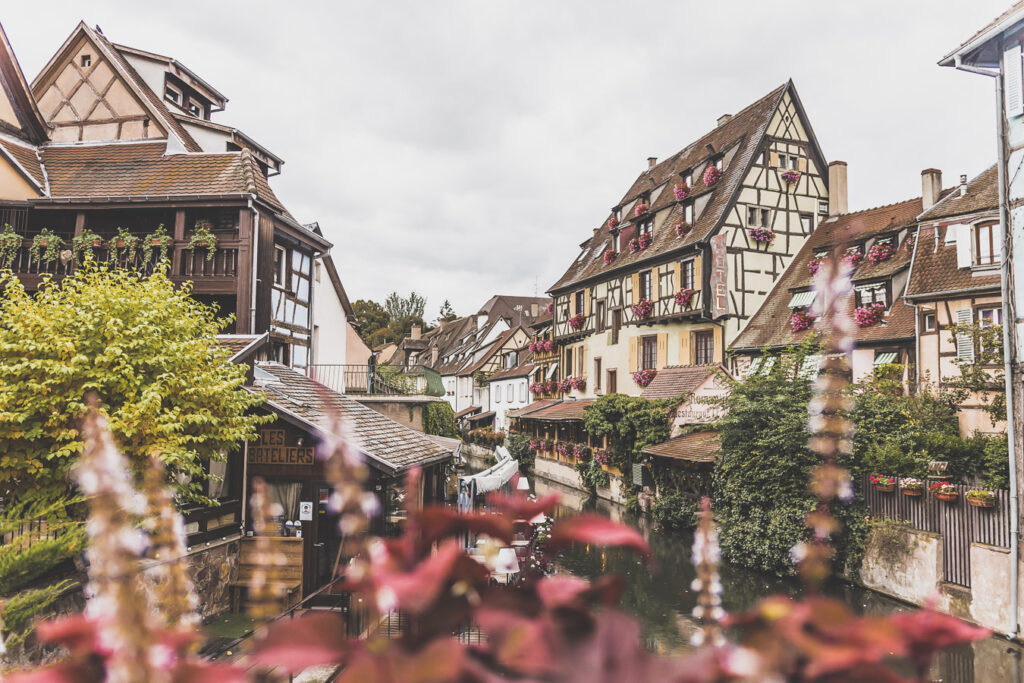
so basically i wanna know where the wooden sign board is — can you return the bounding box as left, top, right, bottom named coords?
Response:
left=709, top=234, right=729, bottom=319
left=248, top=428, right=315, bottom=466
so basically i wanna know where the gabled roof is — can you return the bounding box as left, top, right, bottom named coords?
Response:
left=216, top=332, right=269, bottom=363
left=248, top=363, right=452, bottom=476
left=917, top=166, right=998, bottom=222
left=457, top=326, right=522, bottom=376
left=643, top=431, right=720, bottom=463
left=0, top=135, right=46, bottom=193
left=940, top=2, right=1024, bottom=69
left=515, top=399, right=595, bottom=422
left=904, top=225, right=1001, bottom=299
left=640, top=364, right=727, bottom=400
left=0, top=23, right=49, bottom=144
left=488, top=360, right=536, bottom=381
left=112, top=42, right=228, bottom=108
left=478, top=295, right=551, bottom=326
left=550, top=81, right=824, bottom=294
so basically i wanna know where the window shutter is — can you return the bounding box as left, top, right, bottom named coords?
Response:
left=769, top=151, right=780, bottom=168
left=673, top=262, right=682, bottom=292
left=656, top=333, right=668, bottom=369
left=679, top=331, right=692, bottom=366
left=651, top=268, right=660, bottom=300
left=584, top=289, right=591, bottom=317
left=692, top=255, right=703, bottom=291
left=1005, top=45, right=1023, bottom=118
left=631, top=273, right=640, bottom=302
left=955, top=309, right=975, bottom=362
left=581, top=344, right=588, bottom=378
left=712, top=326, right=723, bottom=364
left=798, top=157, right=808, bottom=173
left=628, top=337, right=639, bottom=373
left=954, top=224, right=972, bottom=268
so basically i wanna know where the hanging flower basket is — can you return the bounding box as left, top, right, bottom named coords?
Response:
left=929, top=481, right=958, bottom=502
left=632, top=368, right=658, bottom=387
left=867, top=242, right=895, bottom=265
left=790, top=309, right=814, bottom=332
left=634, top=202, right=649, bottom=217
left=629, top=233, right=652, bottom=253
left=603, top=250, right=617, bottom=266
left=841, top=249, right=863, bottom=269
left=631, top=298, right=653, bottom=319
left=702, top=165, right=722, bottom=186
left=673, top=183, right=690, bottom=201
left=543, top=340, right=554, bottom=352
left=569, top=376, right=586, bottom=391
left=781, top=169, right=801, bottom=186
left=557, top=378, right=573, bottom=394
left=607, top=216, right=619, bottom=230
left=966, top=490, right=996, bottom=508
left=748, top=227, right=775, bottom=245
left=568, top=313, right=585, bottom=330
left=674, top=220, right=692, bottom=238
left=869, top=474, right=896, bottom=493
left=674, top=288, right=695, bottom=309
left=808, top=256, right=824, bottom=276
left=854, top=303, right=885, bottom=328
left=900, top=478, right=924, bottom=496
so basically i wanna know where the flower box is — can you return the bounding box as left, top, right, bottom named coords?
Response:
left=790, top=310, right=814, bottom=333
left=935, top=492, right=959, bottom=503
left=748, top=227, right=775, bottom=245
left=781, top=169, right=801, bottom=186
left=875, top=484, right=895, bottom=493
left=929, top=481, right=958, bottom=502
left=967, top=496, right=994, bottom=508
left=854, top=303, right=885, bottom=328
left=702, top=165, right=722, bottom=186
left=903, top=488, right=923, bottom=497
left=91, top=238, right=104, bottom=248
left=841, top=249, right=863, bottom=269
left=629, top=233, right=652, bottom=253
left=603, top=250, right=617, bottom=266
left=568, top=313, right=585, bottom=330
left=607, top=216, right=619, bottom=230
left=674, top=288, right=695, bottom=309
left=869, top=474, right=895, bottom=493
left=808, top=256, right=824, bottom=276
left=673, top=183, right=690, bottom=201
left=867, top=242, right=895, bottom=265
left=674, top=220, right=692, bottom=238
left=900, top=478, right=923, bottom=496
left=631, top=298, right=653, bottom=319
left=632, top=368, right=657, bottom=387
left=966, top=490, right=996, bottom=508
left=633, top=202, right=649, bottom=217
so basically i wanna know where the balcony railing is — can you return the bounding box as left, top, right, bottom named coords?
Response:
left=309, top=364, right=418, bottom=396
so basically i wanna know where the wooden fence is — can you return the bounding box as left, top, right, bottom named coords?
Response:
left=864, top=476, right=1011, bottom=588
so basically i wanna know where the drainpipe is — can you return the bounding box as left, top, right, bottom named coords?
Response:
left=953, top=54, right=1019, bottom=639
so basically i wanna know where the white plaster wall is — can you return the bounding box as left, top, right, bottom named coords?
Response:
left=859, top=528, right=941, bottom=606
left=311, top=258, right=349, bottom=366
left=490, top=377, right=529, bottom=431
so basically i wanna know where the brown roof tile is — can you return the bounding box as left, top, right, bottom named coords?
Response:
left=643, top=430, right=720, bottom=463
left=917, top=166, right=998, bottom=222
left=516, top=399, right=594, bottom=422
left=249, top=363, right=452, bottom=474
left=0, top=138, right=44, bottom=190
left=905, top=224, right=1000, bottom=298
left=640, top=365, right=725, bottom=399
left=488, top=361, right=535, bottom=381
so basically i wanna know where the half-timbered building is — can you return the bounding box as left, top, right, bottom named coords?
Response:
left=547, top=81, right=830, bottom=398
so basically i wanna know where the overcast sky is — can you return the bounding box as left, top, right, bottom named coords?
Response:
left=1, top=1, right=1009, bottom=318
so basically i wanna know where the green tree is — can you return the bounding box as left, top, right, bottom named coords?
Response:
left=507, top=433, right=535, bottom=477
left=422, top=402, right=458, bottom=439
left=946, top=320, right=1006, bottom=425
left=583, top=393, right=680, bottom=471
left=352, top=299, right=390, bottom=345
left=0, top=266, right=266, bottom=506
left=384, top=291, right=426, bottom=321
left=438, top=299, right=457, bottom=323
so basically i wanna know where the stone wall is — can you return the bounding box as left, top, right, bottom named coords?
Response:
left=188, top=535, right=241, bottom=621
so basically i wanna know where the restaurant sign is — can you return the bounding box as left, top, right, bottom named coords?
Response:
left=248, top=429, right=315, bottom=466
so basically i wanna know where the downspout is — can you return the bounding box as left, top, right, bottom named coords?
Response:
left=249, top=197, right=259, bottom=335
left=954, top=53, right=1019, bottom=639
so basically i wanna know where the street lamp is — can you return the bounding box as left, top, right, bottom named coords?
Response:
left=517, top=477, right=530, bottom=491
left=495, top=547, right=520, bottom=584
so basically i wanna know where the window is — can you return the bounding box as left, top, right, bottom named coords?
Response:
left=694, top=330, right=714, bottom=365
left=187, top=99, right=204, bottom=118
left=801, top=214, right=814, bottom=234
left=596, top=300, right=607, bottom=331
left=659, top=269, right=674, bottom=298
left=611, top=309, right=622, bottom=345
left=975, top=222, right=998, bottom=266
left=777, top=153, right=800, bottom=170
left=612, top=232, right=620, bottom=253
left=594, top=358, right=602, bottom=391
left=684, top=202, right=694, bottom=223
left=978, top=306, right=1003, bottom=328
left=80, top=54, right=91, bottom=68
left=607, top=369, right=618, bottom=394
left=575, top=291, right=585, bottom=315
left=520, top=383, right=527, bottom=402
left=683, top=172, right=693, bottom=187
left=564, top=347, right=573, bottom=377
left=576, top=346, right=585, bottom=377
left=818, top=200, right=829, bottom=215
left=747, top=206, right=771, bottom=228
left=641, top=336, right=658, bottom=370
left=638, top=219, right=653, bottom=239
left=165, top=85, right=181, bottom=105
left=855, top=283, right=888, bottom=309
left=494, top=386, right=501, bottom=404
left=638, top=270, right=652, bottom=301
left=273, top=246, right=287, bottom=288
left=681, top=259, right=695, bottom=290
left=714, top=158, right=723, bottom=170
left=923, top=313, right=936, bottom=332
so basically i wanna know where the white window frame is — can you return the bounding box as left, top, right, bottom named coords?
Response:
left=923, top=312, right=936, bottom=332
left=187, top=98, right=204, bottom=118
left=273, top=245, right=287, bottom=288
left=165, top=84, right=182, bottom=106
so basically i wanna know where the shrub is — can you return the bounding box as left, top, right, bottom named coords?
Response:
left=422, top=401, right=457, bottom=438
left=868, top=517, right=916, bottom=567
left=576, top=458, right=609, bottom=491
left=651, top=493, right=697, bottom=531
left=506, top=433, right=535, bottom=477
left=583, top=393, right=680, bottom=471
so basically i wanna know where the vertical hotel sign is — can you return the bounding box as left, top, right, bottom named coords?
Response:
left=709, top=233, right=729, bottom=319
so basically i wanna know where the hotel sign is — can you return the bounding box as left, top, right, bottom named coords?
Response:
left=248, top=429, right=315, bottom=466
left=709, top=234, right=729, bottom=319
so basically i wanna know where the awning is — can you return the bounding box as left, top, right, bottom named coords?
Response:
left=799, top=355, right=821, bottom=378
left=747, top=356, right=776, bottom=376
left=546, top=363, right=559, bottom=379
left=874, top=352, right=898, bottom=366
left=467, top=411, right=495, bottom=422
left=788, top=291, right=817, bottom=308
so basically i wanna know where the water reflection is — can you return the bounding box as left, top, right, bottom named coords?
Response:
left=536, top=477, right=1024, bottom=681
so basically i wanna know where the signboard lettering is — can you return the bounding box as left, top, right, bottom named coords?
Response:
left=709, top=234, right=729, bottom=319
left=248, top=429, right=315, bottom=466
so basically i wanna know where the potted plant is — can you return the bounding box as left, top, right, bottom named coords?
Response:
left=603, top=250, right=617, bottom=266
left=841, top=248, right=863, bottom=269
left=108, top=227, right=140, bottom=264
left=781, top=169, right=801, bottom=186
left=929, top=481, right=958, bottom=502
left=143, top=224, right=174, bottom=264
left=0, top=223, right=22, bottom=266
left=966, top=489, right=996, bottom=508
left=543, top=340, right=554, bottom=352
left=702, top=165, right=722, bottom=186
left=673, top=182, right=690, bottom=201
left=568, top=313, right=585, bottom=330
left=808, top=256, right=824, bottom=276
left=30, top=228, right=64, bottom=264
left=607, top=216, right=619, bottom=230
left=900, top=478, right=924, bottom=496
left=869, top=474, right=896, bottom=493
left=71, top=229, right=103, bottom=264
left=632, top=368, right=657, bottom=387
left=675, top=288, right=695, bottom=309
left=748, top=227, right=775, bottom=245
left=188, top=222, right=218, bottom=261
left=674, top=220, right=692, bottom=238
left=633, top=202, right=649, bottom=217
left=867, top=242, right=895, bottom=265
left=558, top=378, right=573, bottom=394
left=631, top=298, right=653, bottom=319
left=790, top=309, right=814, bottom=333
left=854, top=303, right=886, bottom=328
left=569, top=376, right=586, bottom=391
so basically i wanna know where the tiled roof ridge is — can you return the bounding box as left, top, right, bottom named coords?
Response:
left=830, top=194, right=924, bottom=220
left=239, top=147, right=257, bottom=194
left=917, top=165, right=998, bottom=220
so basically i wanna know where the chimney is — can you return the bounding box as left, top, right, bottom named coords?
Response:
left=411, top=324, right=421, bottom=340
left=717, top=113, right=732, bottom=127
left=921, top=168, right=942, bottom=211
left=828, top=161, right=848, bottom=216
left=431, top=347, right=438, bottom=365
left=647, top=156, right=658, bottom=170
left=959, top=174, right=968, bottom=197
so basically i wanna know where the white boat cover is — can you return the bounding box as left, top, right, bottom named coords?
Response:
left=460, top=446, right=519, bottom=496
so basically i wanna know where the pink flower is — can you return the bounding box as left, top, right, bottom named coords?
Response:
left=634, top=202, right=649, bottom=217
left=674, top=221, right=692, bottom=238
left=631, top=298, right=653, bottom=319
left=607, top=215, right=619, bottom=230
left=748, top=227, right=775, bottom=244
left=603, top=250, right=617, bottom=266
left=568, top=313, right=585, bottom=330
left=675, top=288, right=695, bottom=309
left=673, top=183, right=690, bottom=200
left=781, top=169, right=801, bottom=186
left=866, top=242, right=895, bottom=265
left=854, top=303, right=885, bottom=327
left=790, top=309, right=814, bottom=332
left=702, top=165, right=722, bottom=186
left=841, top=249, right=863, bottom=268
left=808, top=257, right=823, bottom=276
left=628, top=234, right=652, bottom=253
left=632, top=368, right=657, bottom=387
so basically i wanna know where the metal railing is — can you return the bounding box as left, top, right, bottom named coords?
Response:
left=309, top=364, right=417, bottom=396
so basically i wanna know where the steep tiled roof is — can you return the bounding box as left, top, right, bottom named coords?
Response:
left=516, top=399, right=594, bottom=422
left=37, top=141, right=283, bottom=209
left=454, top=405, right=481, bottom=419
left=248, top=363, right=452, bottom=475
left=0, top=137, right=45, bottom=190
left=905, top=224, right=1001, bottom=298
left=640, top=365, right=725, bottom=400
left=917, top=166, right=998, bottom=222
left=732, top=197, right=924, bottom=351
left=215, top=333, right=268, bottom=362
left=509, top=399, right=560, bottom=418
left=479, top=295, right=551, bottom=326
left=550, top=82, right=797, bottom=293
left=488, top=360, right=535, bottom=381
left=643, top=431, right=720, bottom=463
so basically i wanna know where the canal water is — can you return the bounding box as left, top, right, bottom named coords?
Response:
left=534, top=475, right=1024, bottom=682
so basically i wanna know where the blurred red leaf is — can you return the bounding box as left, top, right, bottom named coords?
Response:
left=485, top=492, right=560, bottom=521
left=889, top=607, right=989, bottom=675
left=170, top=661, right=249, bottom=683
left=249, top=611, right=349, bottom=672
left=475, top=607, right=556, bottom=674
left=536, top=576, right=591, bottom=609
left=546, top=514, right=650, bottom=559
left=35, top=615, right=104, bottom=656
left=3, top=661, right=103, bottom=683
left=416, top=506, right=513, bottom=550
left=374, top=540, right=464, bottom=614
left=338, top=638, right=465, bottom=683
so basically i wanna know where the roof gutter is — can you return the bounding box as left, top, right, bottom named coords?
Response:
left=903, top=283, right=1002, bottom=301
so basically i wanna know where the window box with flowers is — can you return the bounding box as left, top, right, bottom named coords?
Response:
left=966, top=489, right=996, bottom=508
left=71, top=229, right=104, bottom=264
left=555, top=443, right=572, bottom=457
left=674, top=288, right=695, bottom=309
left=187, top=222, right=218, bottom=261
left=854, top=302, right=885, bottom=328
left=603, top=250, right=617, bottom=266
left=557, top=378, right=573, bottom=394
left=572, top=443, right=591, bottom=460
left=869, top=474, right=896, bottom=493
left=781, top=169, right=801, bottom=187
left=632, top=368, right=657, bottom=387
left=594, top=449, right=611, bottom=466
left=633, top=202, right=649, bottom=217
left=900, top=478, right=924, bottom=496
left=702, top=165, right=722, bottom=186
left=629, top=233, right=652, bottom=253
left=808, top=256, right=825, bottom=276
left=866, top=242, right=895, bottom=265
left=673, top=182, right=690, bottom=201
left=790, top=309, right=814, bottom=332
left=568, top=313, right=585, bottom=330
left=674, top=220, right=692, bottom=238
left=607, top=216, right=619, bottom=230
left=631, top=298, right=653, bottom=319
left=748, top=227, right=775, bottom=245
left=841, top=248, right=863, bottom=269
left=929, top=481, right=958, bottom=502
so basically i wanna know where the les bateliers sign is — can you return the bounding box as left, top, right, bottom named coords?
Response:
left=248, top=429, right=314, bottom=466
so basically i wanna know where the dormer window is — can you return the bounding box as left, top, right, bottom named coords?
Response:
left=855, top=282, right=888, bottom=309
left=683, top=202, right=694, bottom=223
left=975, top=222, right=999, bottom=266
left=80, top=54, right=91, bottom=68
left=187, top=98, right=204, bottom=118
left=638, top=218, right=653, bottom=239
left=683, top=172, right=693, bottom=187
left=165, top=85, right=182, bottom=106
left=714, top=158, right=723, bottom=171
